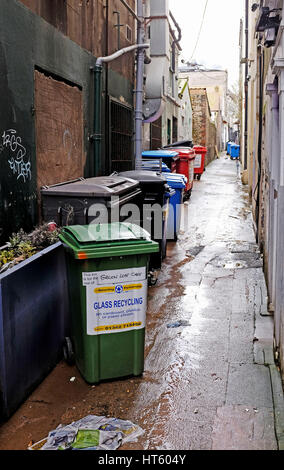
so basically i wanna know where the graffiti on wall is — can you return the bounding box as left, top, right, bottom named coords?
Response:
left=1, top=129, right=32, bottom=183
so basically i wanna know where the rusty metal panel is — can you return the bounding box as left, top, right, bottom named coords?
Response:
left=19, top=0, right=135, bottom=83
left=108, top=0, right=136, bottom=83
left=66, top=0, right=82, bottom=46
left=34, top=70, right=85, bottom=193
left=19, top=0, right=39, bottom=14
left=19, top=0, right=67, bottom=34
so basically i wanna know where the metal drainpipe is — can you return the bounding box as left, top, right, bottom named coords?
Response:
left=135, top=0, right=145, bottom=170
left=244, top=0, right=249, bottom=171
left=93, top=43, right=149, bottom=176
left=169, top=10, right=182, bottom=74
left=256, top=44, right=264, bottom=242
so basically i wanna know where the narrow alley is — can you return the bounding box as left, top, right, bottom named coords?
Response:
left=0, top=156, right=282, bottom=451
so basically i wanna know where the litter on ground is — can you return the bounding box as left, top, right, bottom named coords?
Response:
left=167, top=320, right=191, bottom=329
left=27, top=415, right=144, bottom=450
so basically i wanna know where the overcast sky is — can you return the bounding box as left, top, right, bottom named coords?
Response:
left=169, top=0, right=245, bottom=88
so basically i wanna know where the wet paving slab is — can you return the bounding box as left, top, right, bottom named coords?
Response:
left=0, top=156, right=279, bottom=450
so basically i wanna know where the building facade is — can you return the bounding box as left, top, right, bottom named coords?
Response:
left=189, top=88, right=217, bottom=165
left=240, top=0, right=284, bottom=380
left=142, top=0, right=192, bottom=150
left=177, top=77, right=193, bottom=143
left=179, top=68, right=229, bottom=152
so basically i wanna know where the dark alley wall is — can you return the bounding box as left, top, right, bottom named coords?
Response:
left=0, top=0, right=135, bottom=244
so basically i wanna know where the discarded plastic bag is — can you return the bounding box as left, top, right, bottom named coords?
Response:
left=28, top=415, right=144, bottom=451
left=167, top=320, right=191, bottom=329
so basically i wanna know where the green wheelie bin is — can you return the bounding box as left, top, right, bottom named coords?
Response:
left=59, top=222, right=159, bottom=384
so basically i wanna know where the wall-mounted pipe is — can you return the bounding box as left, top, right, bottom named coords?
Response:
left=135, top=0, right=145, bottom=169
left=169, top=10, right=182, bottom=73
left=119, top=0, right=140, bottom=22
left=93, top=43, right=149, bottom=176
left=244, top=0, right=249, bottom=171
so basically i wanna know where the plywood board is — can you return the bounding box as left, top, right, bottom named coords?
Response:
left=35, top=70, right=85, bottom=193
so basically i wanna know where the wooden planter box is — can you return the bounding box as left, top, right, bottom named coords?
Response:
left=0, top=242, right=69, bottom=420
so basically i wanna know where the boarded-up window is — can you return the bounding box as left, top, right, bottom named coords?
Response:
left=34, top=70, right=85, bottom=194
left=150, top=117, right=162, bottom=150
left=172, top=116, right=178, bottom=142
left=110, top=100, right=133, bottom=172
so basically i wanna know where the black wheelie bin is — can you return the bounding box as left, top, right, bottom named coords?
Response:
left=41, top=176, right=142, bottom=226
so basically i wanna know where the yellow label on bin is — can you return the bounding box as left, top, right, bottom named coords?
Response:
left=94, top=286, right=116, bottom=294
left=94, top=283, right=142, bottom=294
left=123, top=283, right=143, bottom=292
left=94, top=321, right=142, bottom=333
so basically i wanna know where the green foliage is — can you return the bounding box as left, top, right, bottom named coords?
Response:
left=0, top=249, right=16, bottom=267
left=0, top=224, right=61, bottom=271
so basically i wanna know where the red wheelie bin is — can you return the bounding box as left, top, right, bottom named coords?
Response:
left=165, top=147, right=196, bottom=200
left=193, top=145, right=207, bottom=180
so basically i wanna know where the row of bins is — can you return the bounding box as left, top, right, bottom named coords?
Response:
left=227, top=141, right=240, bottom=159
left=41, top=146, right=208, bottom=276
left=0, top=143, right=212, bottom=415
left=42, top=171, right=174, bottom=274
left=142, top=145, right=207, bottom=186
left=55, top=146, right=207, bottom=383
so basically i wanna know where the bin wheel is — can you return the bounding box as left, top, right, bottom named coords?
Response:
left=148, top=271, right=158, bottom=287
left=183, top=191, right=191, bottom=201
left=197, top=174, right=201, bottom=181
left=63, top=337, right=75, bottom=365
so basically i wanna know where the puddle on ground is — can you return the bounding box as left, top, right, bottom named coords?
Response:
left=210, top=251, right=263, bottom=270
left=185, top=246, right=205, bottom=261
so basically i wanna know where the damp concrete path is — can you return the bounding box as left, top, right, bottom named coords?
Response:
left=0, top=156, right=281, bottom=450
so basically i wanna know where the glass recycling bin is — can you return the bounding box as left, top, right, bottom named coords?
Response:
left=60, top=223, right=159, bottom=384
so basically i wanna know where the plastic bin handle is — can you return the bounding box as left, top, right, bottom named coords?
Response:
left=107, top=188, right=142, bottom=208
left=165, top=189, right=176, bottom=198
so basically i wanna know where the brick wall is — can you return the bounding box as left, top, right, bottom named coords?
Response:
left=190, top=88, right=217, bottom=166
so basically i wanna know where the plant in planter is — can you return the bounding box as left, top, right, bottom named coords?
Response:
left=0, top=224, right=62, bottom=273
left=0, top=222, right=69, bottom=421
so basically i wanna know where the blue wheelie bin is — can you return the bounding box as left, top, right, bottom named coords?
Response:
left=227, top=141, right=233, bottom=155
left=141, top=161, right=187, bottom=185
left=164, top=173, right=186, bottom=241
left=142, top=150, right=180, bottom=172
left=230, top=144, right=240, bottom=159
left=141, top=161, right=171, bottom=173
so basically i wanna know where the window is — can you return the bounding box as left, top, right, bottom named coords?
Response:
left=172, top=116, right=178, bottom=142
left=126, top=25, right=132, bottom=42
left=167, top=119, right=171, bottom=145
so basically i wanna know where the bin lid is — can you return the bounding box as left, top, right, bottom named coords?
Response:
left=163, top=140, right=193, bottom=149
left=59, top=223, right=159, bottom=259
left=193, top=145, right=207, bottom=152
left=165, top=147, right=196, bottom=160
left=167, top=173, right=187, bottom=183
left=117, top=170, right=167, bottom=184
left=141, top=161, right=171, bottom=173
left=41, top=176, right=139, bottom=197
left=142, top=150, right=179, bottom=160
left=164, top=174, right=186, bottom=189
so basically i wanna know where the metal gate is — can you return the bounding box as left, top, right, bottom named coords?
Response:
left=110, top=100, right=133, bottom=172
